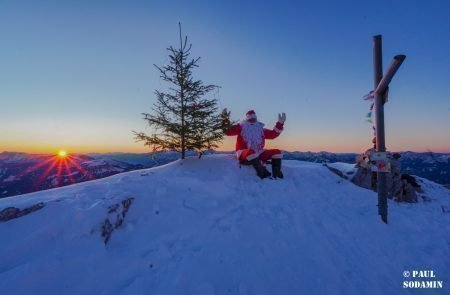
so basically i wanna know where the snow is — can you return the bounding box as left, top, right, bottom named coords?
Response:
left=81, top=159, right=129, bottom=173
left=83, top=159, right=111, bottom=167
left=326, top=162, right=357, bottom=176
left=2, top=175, right=17, bottom=182
left=0, top=155, right=449, bottom=294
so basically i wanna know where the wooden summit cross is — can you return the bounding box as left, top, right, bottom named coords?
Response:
left=372, top=35, right=406, bottom=224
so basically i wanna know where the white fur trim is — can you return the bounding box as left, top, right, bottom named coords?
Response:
left=240, top=119, right=264, bottom=127
left=246, top=113, right=257, bottom=120
left=274, top=127, right=282, bottom=133
left=246, top=153, right=260, bottom=161
left=272, top=153, right=283, bottom=159
left=236, top=149, right=244, bottom=159
left=236, top=149, right=262, bottom=161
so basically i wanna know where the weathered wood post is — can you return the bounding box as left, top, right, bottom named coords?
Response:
left=372, top=35, right=406, bottom=223
left=373, top=35, right=388, bottom=223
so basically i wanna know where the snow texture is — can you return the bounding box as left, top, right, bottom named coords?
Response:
left=0, top=155, right=449, bottom=294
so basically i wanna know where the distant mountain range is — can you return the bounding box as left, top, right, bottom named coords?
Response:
left=0, top=152, right=141, bottom=198
left=281, top=151, right=450, bottom=187
left=1, top=150, right=449, bottom=198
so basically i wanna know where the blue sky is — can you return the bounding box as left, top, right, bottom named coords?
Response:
left=1, top=0, right=449, bottom=153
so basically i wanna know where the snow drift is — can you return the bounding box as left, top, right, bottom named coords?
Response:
left=0, top=155, right=449, bottom=294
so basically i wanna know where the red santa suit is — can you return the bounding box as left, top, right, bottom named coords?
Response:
left=224, top=110, right=284, bottom=162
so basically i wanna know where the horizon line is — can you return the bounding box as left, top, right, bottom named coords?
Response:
left=2, top=149, right=450, bottom=155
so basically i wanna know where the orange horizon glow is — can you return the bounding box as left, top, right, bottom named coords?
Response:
left=2, top=126, right=450, bottom=155
left=2, top=143, right=450, bottom=155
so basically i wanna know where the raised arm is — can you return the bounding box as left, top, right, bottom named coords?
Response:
left=264, top=112, right=286, bottom=139
left=221, top=108, right=241, bottom=136
left=225, top=124, right=242, bottom=136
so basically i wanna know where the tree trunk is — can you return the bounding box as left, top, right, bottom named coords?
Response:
left=179, top=30, right=185, bottom=160
left=180, top=75, right=185, bottom=159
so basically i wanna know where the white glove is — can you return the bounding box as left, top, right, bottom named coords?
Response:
left=278, top=112, right=286, bottom=124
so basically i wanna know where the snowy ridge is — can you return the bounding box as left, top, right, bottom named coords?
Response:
left=0, top=155, right=449, bottom=294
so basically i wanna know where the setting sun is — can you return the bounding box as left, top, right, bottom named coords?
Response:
left=58, top=150, right=68, bottom=158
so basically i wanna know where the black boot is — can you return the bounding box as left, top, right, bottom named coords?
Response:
left=271, top=158, right=284, bottom=179
left=250, top=158, right=271, bottom=179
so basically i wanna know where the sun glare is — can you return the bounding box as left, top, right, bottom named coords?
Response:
left=58, top=150, right=67, bottom=158
left=29, top=151, right=93, bottom=189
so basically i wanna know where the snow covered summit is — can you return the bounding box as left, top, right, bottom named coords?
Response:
left=0, top=154, right=448, bottom=294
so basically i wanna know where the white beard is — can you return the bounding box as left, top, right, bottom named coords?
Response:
left=240, top=120, right=265, bottom=154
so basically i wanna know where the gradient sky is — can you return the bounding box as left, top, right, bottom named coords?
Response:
left=1, top=0, right=449, bottom=154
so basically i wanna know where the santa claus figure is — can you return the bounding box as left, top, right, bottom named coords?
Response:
left=222, top=109, right=286, bottom=179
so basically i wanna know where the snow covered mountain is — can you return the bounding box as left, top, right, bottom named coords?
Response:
left=88, top=150, right=228, bottom=167
left=2, top=150, right=449, bottom=198
left=89, top=151, right=450, bottom=186
left=398, top=152, right=450, bottom=186
left=0, top=152, right=142, bottom=198
left=282, top=151, right=358, bottom=163
left=0, top=155, right=448, bottom=294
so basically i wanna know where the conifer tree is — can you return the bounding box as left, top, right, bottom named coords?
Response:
left=134, top=24, right=223, bottom=159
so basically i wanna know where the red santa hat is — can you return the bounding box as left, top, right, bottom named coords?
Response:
left=245, top=110, right=257, bottom=121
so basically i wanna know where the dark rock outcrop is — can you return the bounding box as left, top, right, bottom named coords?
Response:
left=351, top=150, right=420, bottom=203
left=101, top=197, right=134, bottom=244
left=0, top=202, right=45, bottom=222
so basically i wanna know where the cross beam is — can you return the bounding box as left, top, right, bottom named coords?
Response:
left=372, top=35, right=406, bottom=224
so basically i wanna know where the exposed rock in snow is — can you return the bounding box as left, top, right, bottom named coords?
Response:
left=351, top=150, right=420, bottom=202
left=0, top=202, right=44, bottom=222
left=101, top=197, right=134, bottom=244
